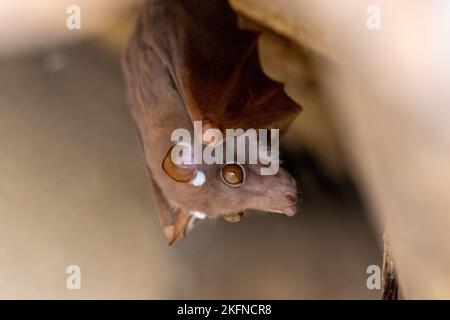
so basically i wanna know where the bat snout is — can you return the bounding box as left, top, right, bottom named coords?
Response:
left=285, top=192, right=297, bottom=206
left=267, top=192, right=298, bottom=217
left=283, top=205, right=297, bottom=217
left=282, top=192, right=298, bottom=217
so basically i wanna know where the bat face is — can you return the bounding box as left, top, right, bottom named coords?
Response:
left=191, top=162, right=298, bottom=218
left=162, top=142, right=298, bottom=219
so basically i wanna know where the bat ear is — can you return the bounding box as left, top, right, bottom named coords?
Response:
left=164, top=208, right=195, bottom=245
left=200, top=118, right=223, bottom=146
left=151, top=178, right=195, bottom=245
left=162, top=144, right=197, bottom=183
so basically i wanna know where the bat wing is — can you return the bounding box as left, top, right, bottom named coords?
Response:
left=132, top=124, right=194, bottom=245
left=144, top=0, right=301, bottom=131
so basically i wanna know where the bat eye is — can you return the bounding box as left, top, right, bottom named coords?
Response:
left=220, top=163, right=245, bottom=187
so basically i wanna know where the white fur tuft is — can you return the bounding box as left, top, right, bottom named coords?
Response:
left=190, top=211, right=206, bottom=219
left=190, top=170, right=206, bottom=186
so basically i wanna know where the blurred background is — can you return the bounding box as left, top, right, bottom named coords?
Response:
left=1, top=0, right=449, bottom=299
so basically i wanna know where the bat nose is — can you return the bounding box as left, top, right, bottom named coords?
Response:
left=267, top=192, right=298, bottom=216
left=285, top=193, right=297, bottom=206
left=283, top=193, right=298, bottom=217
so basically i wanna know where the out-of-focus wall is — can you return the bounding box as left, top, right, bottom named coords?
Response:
left=0, top=0, right=141, bottom=57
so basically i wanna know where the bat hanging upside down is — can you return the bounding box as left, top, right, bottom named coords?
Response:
left=122, top=0, right=302, bottom=244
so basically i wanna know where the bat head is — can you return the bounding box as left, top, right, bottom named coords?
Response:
left=161, top=137, right=298, bottom=218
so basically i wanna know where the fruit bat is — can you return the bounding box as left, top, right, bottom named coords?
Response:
left=123, top=0, right=301, bottom=244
